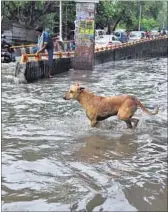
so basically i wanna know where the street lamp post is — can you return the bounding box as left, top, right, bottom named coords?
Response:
left=138, top=0, right=142, bottom=31
left=65, top=5, right=68, bottom=40
left=59, top=0, right=62, bottom=41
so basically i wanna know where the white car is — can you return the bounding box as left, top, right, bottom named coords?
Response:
left=95, top=29, right=107, bottom=40
left=95, top=35, right=121, bottom=47
left=128, top=31, right=146, bottom=42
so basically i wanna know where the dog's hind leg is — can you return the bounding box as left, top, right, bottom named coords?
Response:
left=117, top=98, right=138, bottom=129
left=125, top=120, right=133, bottom=129
left=129, top=118, right=139, bottom=128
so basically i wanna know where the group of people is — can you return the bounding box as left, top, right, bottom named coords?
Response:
left=1, top=26, right=75, bottom=76
left=1, top=27, right=54, bottom=76
left=146, top=29, right=167, bottom=38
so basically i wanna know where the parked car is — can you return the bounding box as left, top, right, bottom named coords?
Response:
left=95, top=35, right=121, bottom=47
left=95, top=29, right=106, bottom=40
left=128, top=31, right=146, bottom=42
left=106, top=35, right=122, bottom=46
left=113, top=31, right=128, bottom=43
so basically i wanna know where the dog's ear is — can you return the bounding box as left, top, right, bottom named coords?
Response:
left=77, top=87, right=85, bottom=92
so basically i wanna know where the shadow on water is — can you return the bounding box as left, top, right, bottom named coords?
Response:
left=73, top=133, right=139, bottom=163
left=1, top=58, right=167, bottom=211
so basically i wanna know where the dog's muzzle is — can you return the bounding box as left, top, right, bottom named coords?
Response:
left=63, top=95, right=67, bottom=100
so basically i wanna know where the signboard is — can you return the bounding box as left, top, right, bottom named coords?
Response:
left=73, top=2, right=95, bottom=70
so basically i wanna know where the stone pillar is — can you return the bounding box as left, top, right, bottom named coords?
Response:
left=73, top=1, right=97, bottom=70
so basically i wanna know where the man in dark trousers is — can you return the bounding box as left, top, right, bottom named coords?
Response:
left=34, top=26, right=54, bottom=78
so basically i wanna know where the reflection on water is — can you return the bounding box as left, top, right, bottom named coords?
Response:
left=1, top=58, right=167, bottom=211
left=73, top=134, right=139, bottom=163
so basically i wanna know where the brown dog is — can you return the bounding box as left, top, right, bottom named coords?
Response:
left=63, top=83, right=159, bottom=129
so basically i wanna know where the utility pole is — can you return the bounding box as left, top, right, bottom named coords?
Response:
left=59, top=0, right=62, bottom=41
left=65, top=5, right=67, bottom=40
left=163, top=21, right=165, bottom=30
left=138, top=0, right=142, bottom=31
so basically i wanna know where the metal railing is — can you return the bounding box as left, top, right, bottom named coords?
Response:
left=16, top=35, right=167, bottom=63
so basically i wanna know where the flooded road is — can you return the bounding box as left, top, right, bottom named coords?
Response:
left=1, top=58, right=167, bottom=211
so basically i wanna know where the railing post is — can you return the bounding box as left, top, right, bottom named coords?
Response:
left=21, top=47, right=26, bottom=55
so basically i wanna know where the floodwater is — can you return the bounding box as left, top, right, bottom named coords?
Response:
left=1, top=58, right=167, bottom=211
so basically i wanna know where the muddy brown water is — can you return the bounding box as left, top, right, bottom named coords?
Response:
left=1, top=58, right=167, bottom=211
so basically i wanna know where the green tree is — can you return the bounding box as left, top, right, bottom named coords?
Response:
left=1, top=1, right=59, bottom=27
left=156, top=1, right=168, bottom=29
left=1, top=0, right=166, bottom=35
left=96, top=1, right=165, bottom=32
left=141, top=18, right=158, bottom=31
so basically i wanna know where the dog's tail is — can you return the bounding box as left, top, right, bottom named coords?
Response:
left=135, top=98, right=159, bottom=115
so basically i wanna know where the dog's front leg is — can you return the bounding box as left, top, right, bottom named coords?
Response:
left=129, top=118, right=139, bottom=128
left=90, top=119, right=97, bottom=127
left=86, top=110, right=97, bottom=127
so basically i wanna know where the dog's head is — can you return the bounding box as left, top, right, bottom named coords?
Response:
left=63, top=83, right=85, bottom=100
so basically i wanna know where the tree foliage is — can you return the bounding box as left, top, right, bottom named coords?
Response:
left=96, top=1, right=166, bottom=32
left=141, top=18, right=157, bottom=31
left=1, top=0, right=167, bottom=35
left=1, top=1, right=59, bottom=27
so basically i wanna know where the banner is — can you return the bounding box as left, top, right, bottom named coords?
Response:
left=73, top=2, right=95, bottom=70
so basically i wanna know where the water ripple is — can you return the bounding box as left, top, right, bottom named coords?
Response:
left=2, top=58, right=167, bottom=211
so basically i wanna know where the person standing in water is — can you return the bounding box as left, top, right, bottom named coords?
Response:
left=34, top=26, right=54, bottom=78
